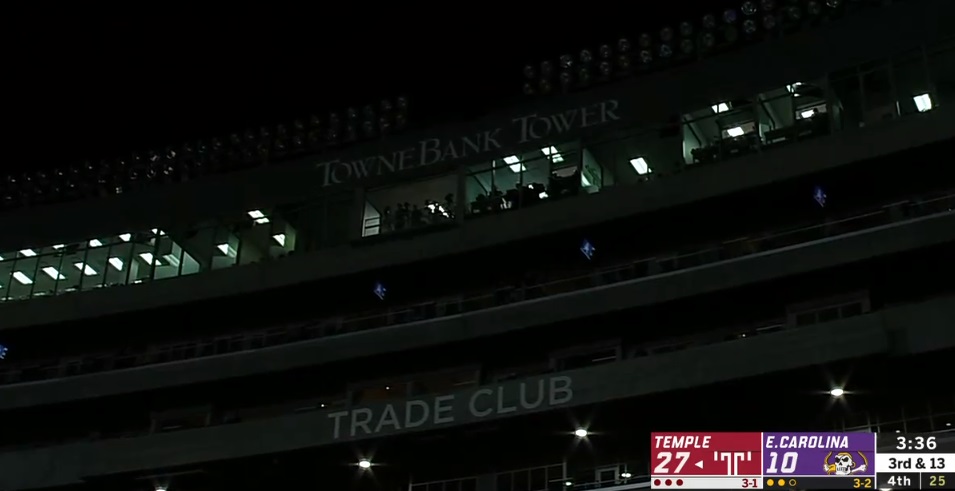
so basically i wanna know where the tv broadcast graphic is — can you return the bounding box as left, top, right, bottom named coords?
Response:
left=651, top=433, right=955, bottom=489
left=1, top=1, right=954, bottom=491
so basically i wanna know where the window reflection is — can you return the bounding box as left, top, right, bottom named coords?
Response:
left=363, top=175, right=457, bottom=238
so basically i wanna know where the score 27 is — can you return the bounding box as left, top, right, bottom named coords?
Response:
left=654, top=452, right=691, bottom=474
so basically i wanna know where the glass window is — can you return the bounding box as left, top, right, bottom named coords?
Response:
left=757, top=79, right=831, bottom=148
left=128, top=230, right=160, bottom=283
left=860, top=64, right=898, bottom=125
left=0, top=250, right=13, bottom=301
left=153, top=233, right=185, bottom=280
left=893, top=48, right=933, bottom=116
left=211, top=224, right=239, bottom=270
left=29, top=246, right=68, bottom=298
left=103, top=233, right=135, bottom=288
left=928, top=38, right=954, bottom=108
left=55, top=242, right=90, bottom=294
left=682, top=98, right=759, bottom=165
left=830, top=66, right=863, bottom=131
left=365, top=175, right=457, bottom=236
left=7, top=250, right=40, bottom=300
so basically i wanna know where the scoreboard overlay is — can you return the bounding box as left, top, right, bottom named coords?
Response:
left=650, top=432, right=954, bottom=490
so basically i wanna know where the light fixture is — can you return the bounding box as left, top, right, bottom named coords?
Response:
left=621, top=472, right=632, bottom=479
left=787, top=82, right=804, bottom=95
left=42, top=267, right=65, bottom=280
left=217, top=243, right=236, bottom=256
left=829, top=387, right=845, bottom=397
left=913, top=93, right=933, bottom=113
left=12, top=272, right=33, bottom=285
left=503, top=155, right=526, bottom=173
left=564, top=481, right=573, bottom=487
left=19, top=249, right=36, bottom=257
left=248, top=209, right=270, bottom=224
left=139, top=252, right=157, bottom=265
left=88, top=239, right=103, bottom=247
left=574, top=428, right=589, bottom=438
left=118, top=233, right=132, bottom=242
left=629, top=157, right=651, bottom=175
left=358, top=459, right=371, bottom=469
left=541, top=146, right=564, bottom=163
left=52, top=244, right=65, bottom=250
left=711, top=102, right=730, bottom=113
left=108, top=257, right=124, bottom=271
left=74, top=262, right=97, bottom=276
left=800, top=109, right=816, bottom=119
left=726, top=126, right=745, bottom=137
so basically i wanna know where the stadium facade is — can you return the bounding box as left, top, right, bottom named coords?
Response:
left=1, top=2, right=954, bottom=490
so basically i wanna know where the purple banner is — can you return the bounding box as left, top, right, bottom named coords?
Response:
left=762, top=432, right=876, bottom=477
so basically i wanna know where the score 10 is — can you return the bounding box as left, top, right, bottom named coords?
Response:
left=764, top=451, right=799, bottom=474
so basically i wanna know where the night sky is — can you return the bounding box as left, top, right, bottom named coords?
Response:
left=6, top=3, right=717, bottom=173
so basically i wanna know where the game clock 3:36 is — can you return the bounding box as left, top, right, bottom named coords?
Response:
left=897, top=435, right=937, bottom=450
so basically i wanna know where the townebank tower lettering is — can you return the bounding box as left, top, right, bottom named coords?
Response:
left=327, top=376, right=573, bottom=440
left=318, top=100, right=621, bottom=187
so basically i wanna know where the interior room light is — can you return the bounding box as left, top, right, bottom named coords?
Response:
left=108, top=257, right=124, bottom=271
left=574, top=428, right=589, bottom=438
left=358, top=459, right=371, bottom=469
left=41, top=267, right=65, bottom=280
left=88, top=239, right=103, bottom=247
left=787, top=82, right=804, bottom=95
left=52, top=244, right=65, bottom=249
left=913, top=93, right=933, bottom=113
left=503, top=155, right=526, bottom=173
left=248, top=209, right=270, bottom=224
left=151, top=228, right=165, bottom=236
left=139, top=252, right=156, bottom=265
left=580, top=174, right=592, bottom=187
left=0, top=254, right=5, bottom=261
left=19, top=249, right=36, bottom=257
left=74, top=262, right=97, bottom=276
left=621, top=472, right=633, bottom=479
left=12, top=272, right=33, bottom=285
left=800, top=109, right=816, bottom=119
left=118, top=233, right=132, bottom=242
left=272, top=233, right=286, bottom=246
left=829, top=387, right=845, bottom=397
left=216, top=243, right=235, bottom=256
left=711, top=102, right=730, bottom=113
left=541, top=146, right=564, bottom=163
left=726, top=126, right=746, bottom=137
left=629, top=157, right=651, bottom=175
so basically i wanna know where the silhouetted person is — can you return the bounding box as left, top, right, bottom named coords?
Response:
left=381, top=205, right=393, bottom=233
left=411, top=204, right=423, bottom=227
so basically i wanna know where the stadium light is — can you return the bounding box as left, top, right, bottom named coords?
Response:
left=829, top=387, right=845, bottom=397
left=574, top=428, right=589, bottom=438
left=358, top=458, right=372, bottom=469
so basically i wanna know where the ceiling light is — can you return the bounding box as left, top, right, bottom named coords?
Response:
left=541, top=146, right=564, bottom=163
left=800, top=109, right=815, bottom=119
left=574, top=428, right=589, bottom=438
left=503, top=155, right=526, bottom=173
left=913, top=93, right=933, bottom=113
left=12, top=272, right=33, bottom=285
left=19, top=249, right=36, bottom=257
left=118, top=233, right=132, bottom=242
left=74, top=263, right=97, bottom=276
left=629, top=157, right=651, bottom=175
left=42, top=267, right=65, bottom=280
left=358, top=459, right=371, bottom=469
left=139, top=252, right=156, bottom=265
left=248, top=209, right=270, bottom=224
left=726, top=126, right=746, bottom=137
left=108, top=257, right=124, bottom=271
left=52, top=244, right=65, bottom=250
left=89, top=239, right=103, bottom=247
left=829, top=387, right=845, bottom=397
left=272, top=234, right=286, bottom=246
left=711, top=102, right=730, bottom=113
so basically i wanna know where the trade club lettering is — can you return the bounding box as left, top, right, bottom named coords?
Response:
left=317, top=100, right=621, bottom=187
left=327, top=375, right=574, bottom=439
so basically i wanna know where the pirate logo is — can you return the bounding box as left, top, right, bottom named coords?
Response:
left=823, top=451, right=869, bottom=475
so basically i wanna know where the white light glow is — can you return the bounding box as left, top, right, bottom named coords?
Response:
left=913, top=93, right=933, bottom=113
left=503, top=155, right=525, bottom=173
left=12, top=272, right=33, bottom=285
left=726, top=126, right=745, bottom=137
left=629, top=157, right=651, bottom=175
left=248, top=209, right=270, bottom=224
left=272, top=233, right=286, bottom=246
left=42, top=267, right=65, bottom=280
left=711, top=102, right=730, bottom=113
left=89, top=239, right=104, bottom=247
left=118, top=233, right=132, bottom=242
left=19, top=249, right=36, bottom=257
left=74, top=262, right=98, bottom=276
left=541, top=146, right=564, bottom=163
left=139, top=252, right=156, bottom=265
left=52, top=244, right=65, bottom=250
left=800, top=109, right=815, bottom=119
left=829, top=388, right=845, bottom=397
left=574, top=428, right=589, bottom=438
left=358, top=459, right=371, bottom=469
left=108, top=257, right=125, bottom=271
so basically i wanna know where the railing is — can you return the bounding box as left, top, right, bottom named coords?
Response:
left=1, top=189, right=952, bottom=387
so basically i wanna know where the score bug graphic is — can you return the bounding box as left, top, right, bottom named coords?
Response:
left=651, top=432, right=763, bottom=489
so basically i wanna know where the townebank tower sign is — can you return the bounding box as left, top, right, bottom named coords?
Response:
left=316, top=100, right=621, bottom=187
